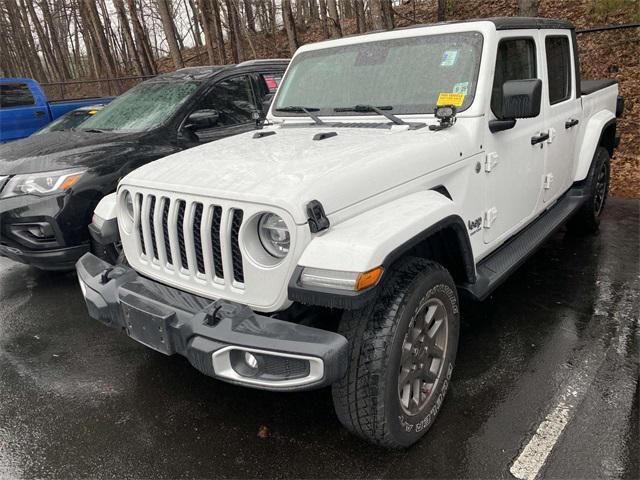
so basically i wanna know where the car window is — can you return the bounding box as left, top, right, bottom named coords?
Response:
left=491, top=38, right=537, bottom=118
left=0, top=83, right=35, bottom=108
left=545, top=36, right=572, bottom=105
left=33, top=109, right=99, bottom=135
left=261, top=74, right=282, bottom=93
left=197, top=75, right=255, bottom=127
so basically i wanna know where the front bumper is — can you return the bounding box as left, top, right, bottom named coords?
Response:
left=0, top=242, right=88, bottom=270
left=76, top=253, right=349, bottom=391
left=0, top=192, right=87, bottom=270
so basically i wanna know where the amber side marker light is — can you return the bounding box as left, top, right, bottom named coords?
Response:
left=355, top=266, right=384, bottom=291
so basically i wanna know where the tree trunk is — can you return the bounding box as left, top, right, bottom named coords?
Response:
left=156, top=0, right=184, bottom=69
left=187, top=0, right=203, bottom=46
left=318, top=0, right=329, bottom=38
left=517, top=0, right=538, bottom=16
left=126, top=0, right=156, bottom=74
left=282, top=0, right=298, bottom=55
left=354, top=0, right=365, bottom=33
left=370, top=0, right=384, bottom=30
left=24, top=0, right=64, bottom=80
left=326, top=0, right=342, bottom=37
left=381, top=0, right=393, bottom=29
left=224, top=0, right=245, bottom=63
left=437, top=0, right=446, bottom=21
left=115, top=0, right=144, bottom=75
left=209, top=0, right=227, bottom=63
left=39, top=0, right=71, bottom=79
left=197, top=0, right=217, bottom=63
left=244, top=0, right=256, bottom=33
left=308, top=0, right=319, bottom=20
left=85, top=0, right=119, bottom=76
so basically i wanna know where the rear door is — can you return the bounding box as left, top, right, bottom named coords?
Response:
left=0, top=82, right=50, bottom=142
left=540, top=32, right=582, bottom=203
left=483, top=33, right=546, bottom=245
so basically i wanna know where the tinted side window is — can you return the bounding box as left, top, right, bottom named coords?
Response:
left=204, top=76, right=255, bottom=126
left=0, top=83, right=35, bottom=108
left=491, top=38, right=537, bottom=118
left=545, top=36, right=572, bottom=104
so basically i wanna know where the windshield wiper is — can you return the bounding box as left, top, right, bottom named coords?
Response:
left=333, top=105, right=406, bottom=126
left=80, top=128, right=108, bottom=133
left=275, top=106, right=324, bottom=125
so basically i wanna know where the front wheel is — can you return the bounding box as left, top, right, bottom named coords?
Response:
left=331, top=258, right=460, bottom=448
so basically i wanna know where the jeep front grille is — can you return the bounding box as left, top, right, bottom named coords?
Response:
left=134, top=193, right=245, bottom=285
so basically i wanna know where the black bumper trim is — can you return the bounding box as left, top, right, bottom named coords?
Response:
left=0, top=243, right=88, bottom=271
left=76, top=253, right=348, bottom=391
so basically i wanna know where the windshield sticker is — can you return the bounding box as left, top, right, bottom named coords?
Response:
left=440, top=50, right=459, bottom=67
left=437, top=92, right=465, bottom=107
left=453, top=82, right=469, bottom=95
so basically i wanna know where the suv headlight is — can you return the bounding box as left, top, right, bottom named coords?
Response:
left=258, top=213, right=290, bottom=258
left=0, top=168, right=86, bottom=198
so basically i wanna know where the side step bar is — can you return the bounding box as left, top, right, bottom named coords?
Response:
left=461, top=189, right=587, bottom=301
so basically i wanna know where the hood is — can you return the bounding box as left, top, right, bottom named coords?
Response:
left=0, top=131, right=146, bottom=175
left=122, top=125, right=463, bottom=224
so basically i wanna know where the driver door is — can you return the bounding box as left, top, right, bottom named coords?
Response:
left=185, top=75, right=257, bottom=144
left=483, top=34, right=546, bottom=246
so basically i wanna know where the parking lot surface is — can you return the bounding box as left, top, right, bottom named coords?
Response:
left=0, top=198, right=638, bottom=479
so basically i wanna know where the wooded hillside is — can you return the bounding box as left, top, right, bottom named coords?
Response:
left=1, top=0, right=638, bottom=197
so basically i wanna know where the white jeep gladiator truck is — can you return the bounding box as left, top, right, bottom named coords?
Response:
left=77, top=17, right=623, bottom=448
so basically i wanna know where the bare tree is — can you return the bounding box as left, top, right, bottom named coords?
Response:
left=437, top=0, right=446, bottom=21
left=156, top=0, right=185, bottom=68
left=326, top=0, right=342, bottom=37
left=115, top=0, right=144, bottom=75
left=517, top=0, right=538, bottom=16
left=282, top=0, right=298, bottom=54
left=354, top=0, right=365, bottom=32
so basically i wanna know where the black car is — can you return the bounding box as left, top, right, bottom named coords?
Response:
left=0, top=59, right=288, bottom=270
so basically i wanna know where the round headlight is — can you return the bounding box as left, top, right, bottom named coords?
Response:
left=258, top=213, right=290, bottom=258
left=122, top=190, right=134, bottom=221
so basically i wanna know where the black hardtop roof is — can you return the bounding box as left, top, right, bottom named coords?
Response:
left=334, top=16, right=574, bottom=42
left=153, top=59, right=289, bottom=82
left=392, top=16, right=574, bottom=33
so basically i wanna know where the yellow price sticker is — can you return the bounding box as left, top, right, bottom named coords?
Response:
left=437, top=92, right=465, bottom=107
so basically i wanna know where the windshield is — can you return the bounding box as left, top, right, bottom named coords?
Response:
left=79, top=81, right=199, bottom=132
left=274, top=31, right=483, bottom=116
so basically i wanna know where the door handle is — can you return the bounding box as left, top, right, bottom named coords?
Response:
left=531, top=132, right=550, bottom=145
left=34, top=110, right=46, bottom=118
left=565, top=118, right=579, bottom=129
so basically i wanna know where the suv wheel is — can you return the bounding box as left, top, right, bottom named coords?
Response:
left=332, top=257, right=460, bottom=448
left=568, top=146, right=610, bottom=234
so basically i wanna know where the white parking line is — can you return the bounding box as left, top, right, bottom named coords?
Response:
left=509, top=383, right=586, bottom=480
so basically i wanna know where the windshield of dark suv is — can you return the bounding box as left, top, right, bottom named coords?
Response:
left=78, top=80, right=199, bottom=132
left=274, top=31, right=483, bottom=117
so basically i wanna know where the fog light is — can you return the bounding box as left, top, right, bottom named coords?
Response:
left=244, top=351, right=258, bottom=369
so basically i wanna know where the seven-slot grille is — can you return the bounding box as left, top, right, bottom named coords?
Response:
left=134, top=193, right=245, bottom=285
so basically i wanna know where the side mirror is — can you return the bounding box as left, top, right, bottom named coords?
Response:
left=502, top=79, right=542, bottom=119
left=489, top=79, right=542, bottom=133
left=185, top=109, right=219, bottom=131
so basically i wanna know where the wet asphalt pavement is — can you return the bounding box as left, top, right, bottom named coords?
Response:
left=0, top=198, right=638, bottom=479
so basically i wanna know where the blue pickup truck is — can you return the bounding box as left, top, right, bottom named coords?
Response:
left=0, top=78, right=113, bottom=143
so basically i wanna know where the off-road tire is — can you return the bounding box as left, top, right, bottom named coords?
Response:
left=568, top=147, right=610, bottom=234
left=331, top=257, right=460, bottom=448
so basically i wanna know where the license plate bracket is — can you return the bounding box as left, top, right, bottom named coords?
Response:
left=121, top=301, right=176, bottom=355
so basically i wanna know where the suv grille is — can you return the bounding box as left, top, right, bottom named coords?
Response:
left=135, top=193, right=245, bottom=285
